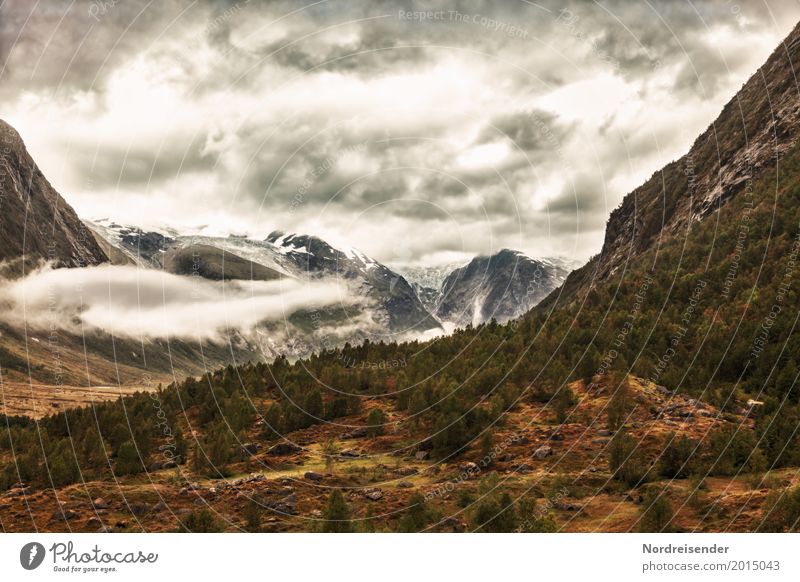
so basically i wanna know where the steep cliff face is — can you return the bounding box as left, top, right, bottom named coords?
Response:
left=551, top=21, right=800, bottom=303
left=0, top=120, right=107, bottom=273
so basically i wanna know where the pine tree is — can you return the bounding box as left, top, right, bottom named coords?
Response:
left=366, top=408, right=386, bottom=437
left=479, top=431, right=494, bottom=465
left=554, top=386, right=575, bottom=424
left=322, top=490, right=352, bottom=533
left=606, top=375, right=631, bottom=432
left=115, top=441, right=144, bottom=476
left=398, top=493, right=434, bottom=532
left=244, top=499, right=262, bottom=532
left=321, top=438, right=340, bottom=472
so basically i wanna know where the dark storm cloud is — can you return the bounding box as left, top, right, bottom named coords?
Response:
left=0, top=0, right=177, bottom=96
left=564, top=0, right=785, bottom=98
left=483, top=109, right=574, bottom=155
left=73, top=137, right=217, bottom=188
left=548, top=172, right=606, bottom=214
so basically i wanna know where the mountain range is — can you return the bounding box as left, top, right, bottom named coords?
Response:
left=88, top=219, right=571, bottom=332
left=0, top=128, right=570, bottom=385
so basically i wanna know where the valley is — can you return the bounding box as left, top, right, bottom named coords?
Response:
left=2, top=375, right=791, bottom=533
left=3, top=9, right=800, bottom=536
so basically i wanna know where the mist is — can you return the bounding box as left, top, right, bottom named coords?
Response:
left=0, top=264, right=356, bottom=342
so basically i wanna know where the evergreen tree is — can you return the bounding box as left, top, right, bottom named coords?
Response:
left=322, top=490, right=352, bottom=533
left=398, top=493, right=434, bottom=532
left=115, top=441, right=144, bottom=476
left=366, top=408, right=386, bottom=437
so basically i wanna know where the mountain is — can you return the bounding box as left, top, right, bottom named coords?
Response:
left=394, top=262, right=467, bottom=314
left=86, top=219, right=177, bottom=267
left=545, top=22, right=800, bottom=308
left=265, top=231, right=441, bottom=334
left=433, top=249, right=571, bottom=326
left=163, top=244, right=283, bottom=281
left=89, top=222, right=441, bottom=337
left=0, top=120, right=107, bottom=275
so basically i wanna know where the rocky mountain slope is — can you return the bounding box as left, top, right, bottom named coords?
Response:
left=434, top=250, right=570, bottom=326
left=265, top=231, right=440, bottom=334
left=544, top=20, right=800, bottom=307
left=163, top=244, right=283, bottom=282
left=0, top=120, right=107, bottom=275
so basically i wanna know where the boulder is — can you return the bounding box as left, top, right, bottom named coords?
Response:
left=8, top=486, right=32, bottom=496
left=52, top=509, right=78, bottom=521
left=364, top=489, right=383, bottom=501
left=268, top=442, right=302, bottom=456
left=272, top=494, right=297, bottom=515
left=341, top=427, right=368, bottom=439
left=555, top=500, right=580, bottom=511
left=242, top=442, right=261, bottom=455
left=533, top=445, right=553, bottom=460
left=304, top=471, right=324, bottom=482
left=441, top=516, right=465, bottom=532
left=418, top=439, right=434, bottom=451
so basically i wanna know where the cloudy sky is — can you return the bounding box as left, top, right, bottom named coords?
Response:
left=2, top=0, right=799, bottom=268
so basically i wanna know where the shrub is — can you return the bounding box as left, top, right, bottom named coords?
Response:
left=638, top=488, right=675, bottom=532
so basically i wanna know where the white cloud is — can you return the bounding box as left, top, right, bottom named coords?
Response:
left=0, top=265, right=353, bottom=341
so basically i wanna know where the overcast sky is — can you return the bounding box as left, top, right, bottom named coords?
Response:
left=2, top=0, right=799, bottom=268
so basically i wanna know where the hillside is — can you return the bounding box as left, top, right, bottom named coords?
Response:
left=163, top=244, right=283, bottom=281
left=544, top=21, right=800, bottom=307
left=0, top=120, right=107, bottom=275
